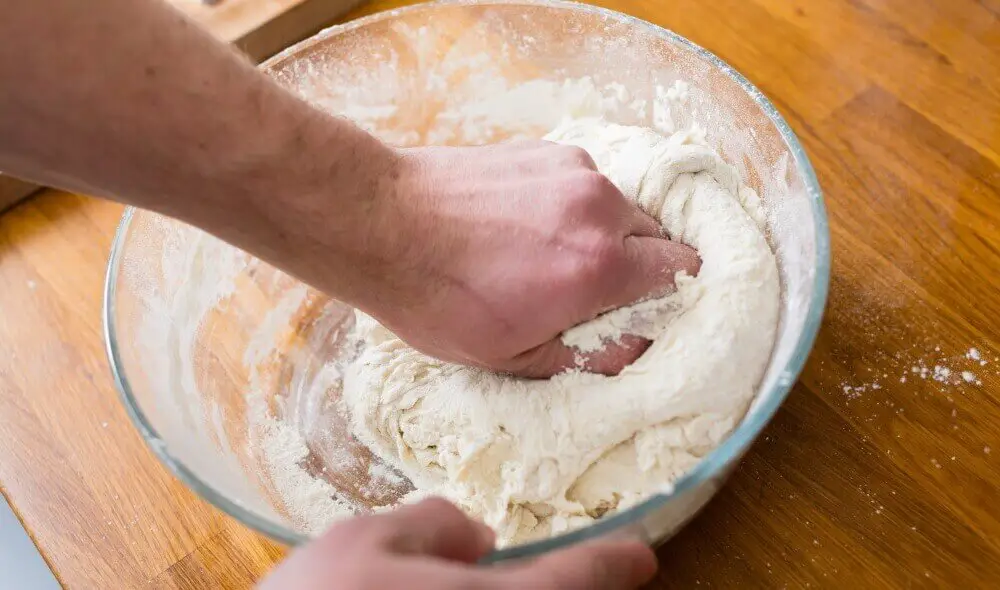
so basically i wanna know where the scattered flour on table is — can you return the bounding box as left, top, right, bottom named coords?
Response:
left=839, top=344, right=987, bottom=401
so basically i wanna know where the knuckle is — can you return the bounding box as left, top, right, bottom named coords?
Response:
left=560, top=172, right=616, bottom=216
left=559, top=145, right=596, bottom=169
left=574, top=172, right=618, bottom=206
left=507, top=138, right=551, bottom=150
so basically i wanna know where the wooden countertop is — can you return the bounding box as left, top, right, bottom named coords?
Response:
left=1, top=0, right=998, bottom=587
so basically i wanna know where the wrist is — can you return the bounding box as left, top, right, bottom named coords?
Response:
left=200, top=110, right=402, bottom=308
left=241, top=114, right=399, bottom=248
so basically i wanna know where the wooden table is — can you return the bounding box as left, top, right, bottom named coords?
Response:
left=1, top=0, right=998, bottom=587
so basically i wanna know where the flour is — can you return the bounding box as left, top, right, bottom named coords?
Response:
left=342, top=120, right=779, bottom=546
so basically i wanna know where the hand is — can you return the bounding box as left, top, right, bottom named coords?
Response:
left=361, top=141, right=701, bottom=377
left=258, top=498, right=658, bottom=590
left=0, top=0, right=696, bottom=380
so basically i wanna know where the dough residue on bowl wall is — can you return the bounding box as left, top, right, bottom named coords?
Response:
left=112, top=1, right=824, bottom=550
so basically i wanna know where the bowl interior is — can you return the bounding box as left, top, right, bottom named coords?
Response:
left=106, top=0, right=827, bottom=555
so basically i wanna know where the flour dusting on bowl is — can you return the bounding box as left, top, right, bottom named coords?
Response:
left=105, top=0, right=827, bottom=556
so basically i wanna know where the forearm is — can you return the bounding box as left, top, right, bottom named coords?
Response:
left=0, top=0, right=394, bottom=287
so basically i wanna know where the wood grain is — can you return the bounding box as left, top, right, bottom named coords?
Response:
left=0, top=0, right=998, bottom=588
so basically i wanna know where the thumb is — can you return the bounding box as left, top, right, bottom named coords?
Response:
left=378, top=498, right=495, bottom=563
left=508, top=237, right=699, bottom=379
left=608, top=236, right=701, bottom=311
left=506, top=540, right=659, bottom=590
left=507, top=334, right=651, bottom=378
left=578, top=237, right=699, bottom=375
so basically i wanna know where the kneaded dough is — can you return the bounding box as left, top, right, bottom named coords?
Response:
left=343, top=120, right=780, bottom=546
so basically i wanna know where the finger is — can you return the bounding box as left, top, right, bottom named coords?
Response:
left=505, top=337, right=578, bottom=379
left=505, top=334, right=651, bottom=378
left=507, top=238, right=699, bottom=379
left=524, top=142, right=598, bottom=172
left=603, top=236, right=701, bottom=311
left=622, top=203, right=663, bottom=238
left=551, top=144, right=598, bottom=170
left=375, top=541, right=657, bottom=590
left=500, top=138, right=552, bottom=149
left=502, top=541, right=659, bottom=590
left=571, top=147, right=598, bottom=171
left=575, top=334, right=650, bottom=375
left=377, top=498, right=495, bottom=563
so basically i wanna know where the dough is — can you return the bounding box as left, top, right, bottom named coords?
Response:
left=342, top=120, right=780, bottom=546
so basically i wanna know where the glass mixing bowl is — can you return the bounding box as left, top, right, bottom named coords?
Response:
left=104, top=0, right=829, bottom=561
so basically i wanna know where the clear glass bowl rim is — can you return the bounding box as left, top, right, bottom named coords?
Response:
left=103, top=0, right=831, bottom=561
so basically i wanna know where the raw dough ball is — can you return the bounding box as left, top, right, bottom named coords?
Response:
left=343, top=120, right=780, bottom=546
